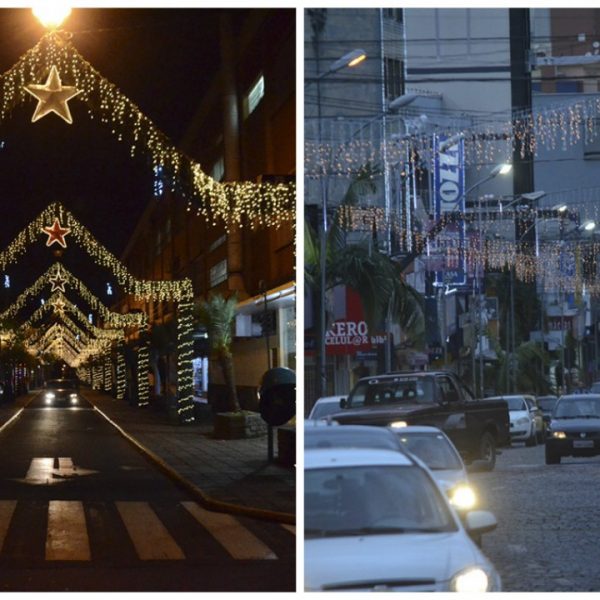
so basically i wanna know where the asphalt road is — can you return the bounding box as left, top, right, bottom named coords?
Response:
left=0, top=391, right=294, bottom=592
left=470, top=441, right=600, bottom=592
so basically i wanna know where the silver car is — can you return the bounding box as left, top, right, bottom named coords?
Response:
left=393, top=426, right=477, bottom=513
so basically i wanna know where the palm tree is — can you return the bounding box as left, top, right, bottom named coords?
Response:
left=195, top=294, right=240, bottom=413
left=486, top=339, right=552, bottom=395
left=305, top=166, right=425, bottom=345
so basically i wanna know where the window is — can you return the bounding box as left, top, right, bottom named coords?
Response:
left=384, top=57, right=403, bottom=102
left=584, top=118, right=600, bottom=160
left=243, top=74, right=265, bottom=118
left=209, top=259, right=228, bottom=288
left=209, top=234, right=226, bottom=252
left=383, top=8, right=403, bottom=23
left=211, top=156, right=224, bottom=182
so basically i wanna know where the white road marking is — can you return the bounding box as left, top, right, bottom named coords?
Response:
left=19, top=457, right=98, bottom=485
left=46, top=500, right=91, bottom=561
left=116, top=501, right=185, bottom=560
left=182, top=501, right=277, bottom=560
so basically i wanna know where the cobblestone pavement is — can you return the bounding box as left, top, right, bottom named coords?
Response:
left=470, top=442, right=600, bottom=592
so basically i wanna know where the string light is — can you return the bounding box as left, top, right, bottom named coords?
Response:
left=0, top=32, right=294, bottom=229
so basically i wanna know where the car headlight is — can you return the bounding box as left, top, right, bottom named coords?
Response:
left=449, top=485, right=477, bottom=511
left=70, top=394, right=78, bottom=404
left=390, top=420, right=408, bottom=429
left=451, top=567, right=489, bottom=592
left=45, top=392, right=55, bottom=399
left=552, top=431, right=566, bottom=439
left=516, top=417, right=529, bottom=425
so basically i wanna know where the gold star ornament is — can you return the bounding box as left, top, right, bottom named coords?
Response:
left=24, top=66, right=81, bottom=124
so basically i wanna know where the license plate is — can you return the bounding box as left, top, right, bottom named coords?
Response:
left=573, top=440, right=594, bottom=448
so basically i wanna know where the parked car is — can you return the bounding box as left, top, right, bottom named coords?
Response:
left=394, top=426, right=476, bottom=512
left=304, top=421, right=404, bottom=452
left=545, top=394, right=600, bottom=464
left=330, top=371, right=510, bottom=471
left=486, top=394, right=541, bottom=446
left=305, top=448, right=501, bottom=592
left=589, top=382, right=600, bottom=394
left=44, top=379, right=80, bottom=407
left=308, top=396, right=347, bottom=421
left=523, top=395, right=546, bottom=442
left=537, top=395, right=558, bottom=425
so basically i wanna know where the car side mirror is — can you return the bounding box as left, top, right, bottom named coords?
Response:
left=339, top=397, right=347, bottom=409
left=465, top=510, right=497, bottom=536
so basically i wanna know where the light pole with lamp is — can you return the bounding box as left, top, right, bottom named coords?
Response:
left=443, top=160, right=513, bottom=397
left=496, top=191, right=547, bottom=392
left=306, top=42, right=367, bottom=399
left=559, top=218, right=596, bottom=393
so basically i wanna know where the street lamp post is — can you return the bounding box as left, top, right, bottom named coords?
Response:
left=448, top=162, right=512, bottom=396
left=558, top=218, right=596, bottom=393
left=308, top=44, right=367, bottom=399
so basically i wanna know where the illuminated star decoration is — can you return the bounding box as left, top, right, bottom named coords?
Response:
left=24, top=65, right=81, bottom=124
left=52, top=298, right=66, bottom=315
left=42, top=218, right=70, bottom=248
left=49, top=267, right=66, bottom=293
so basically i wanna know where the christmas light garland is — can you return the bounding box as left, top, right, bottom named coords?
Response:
left=0, top=31, right=294, bottom=229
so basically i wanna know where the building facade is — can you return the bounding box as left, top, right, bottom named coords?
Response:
left=118, top=10, right=295, bottom=409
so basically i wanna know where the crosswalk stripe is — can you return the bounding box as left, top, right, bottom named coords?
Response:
left=281, top=524, right=295, bottom=535
left=0, top=500, right=17, bottom=552
left=181, top=501, right=277, bottom=560
left=116, top=501, right=185, bottom=560
left=46, top=501, right=90, bottom=561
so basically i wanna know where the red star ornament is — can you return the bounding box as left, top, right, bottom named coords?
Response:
left=42, top=218, right=70, bottom=248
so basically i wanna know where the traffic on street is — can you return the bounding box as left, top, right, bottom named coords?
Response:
left=306, top=383, right=600, bottom=592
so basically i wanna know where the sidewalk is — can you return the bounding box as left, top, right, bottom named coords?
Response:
left=0, top=390, right=295, bottom=519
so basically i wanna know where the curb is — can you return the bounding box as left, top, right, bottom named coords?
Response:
left=92, top=403, right=296, bottom=526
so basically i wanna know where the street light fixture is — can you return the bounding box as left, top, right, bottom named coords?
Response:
left=313, top=48, right=367, bottom=399
left=32, top=3, right=71, bottom=29
left=316, top=49, right=367, bottom=80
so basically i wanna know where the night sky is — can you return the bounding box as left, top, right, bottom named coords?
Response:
left=0, top=8, right=254, bottom=323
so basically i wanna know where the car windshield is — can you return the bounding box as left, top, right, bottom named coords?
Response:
left=505, top=397, right=527, bottom=411
left=46, top=380, right=77, bottom=390
left=537, top=398, right=557, bottom=412
left=305, top=465, right=456, bottom=538
left=554, top=398, right=600, bottom=419
left=348, top=377, right=435, bottom=408
left=309, top=402, right=341, bottom=420
left=304, top=429, right=400, bottom=451
left=396, top=432, right=463, bottom=471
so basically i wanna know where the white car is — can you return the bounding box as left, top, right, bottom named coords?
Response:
left=487, top=394, right=539, bottom=446
left=393, top=426, right=476, bottom=512
left=305, top=448, right=501, bottom=592
left=307, top=395, right=345, bottom=420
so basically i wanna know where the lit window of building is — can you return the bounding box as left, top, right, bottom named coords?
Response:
left=209, top=259, right=228, bottom=288
left=243, top=74, right=264, bottom=118
left=211, top=156, right=225, bottom=181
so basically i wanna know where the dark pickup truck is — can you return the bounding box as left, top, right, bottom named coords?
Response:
left=331, top=371, right=510, bottom=471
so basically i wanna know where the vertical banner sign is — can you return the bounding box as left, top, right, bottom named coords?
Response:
left=433, top=134, right=466, bottom=286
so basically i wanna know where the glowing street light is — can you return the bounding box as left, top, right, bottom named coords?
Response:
left=32, top=4, right=71, bottom=29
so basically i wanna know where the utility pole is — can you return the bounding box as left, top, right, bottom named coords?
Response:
left=509, top=8, right=535, bottom=392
